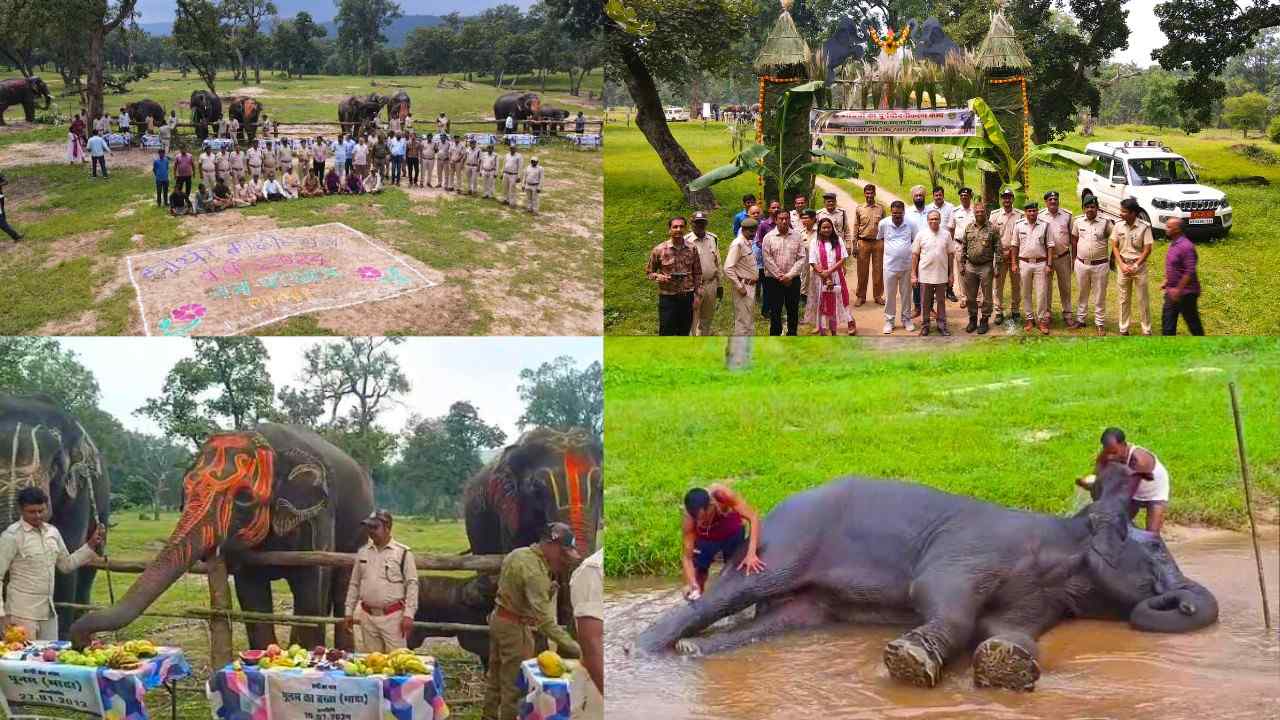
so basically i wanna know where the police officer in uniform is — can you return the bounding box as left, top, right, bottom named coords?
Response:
left=960, top=201, right=1000, bottom=334
left=1011, top=202, right=1054, bottom=334
left=465, top=139, right=482, bottom=195
left=501, top=143, right=523, bottom=206
left=1111, top=197, right=1154, bottom=335
left=522, top=157, right=542, bottom=214
left=685, top=210, right=721, bottom=335
left=1072, top=196, right=1114, bottom=334
left=482, top=523, right=582, bottom=720
left=1042, top=190, right=1076, bottom=328
left=990, top=189, right=1022, bottom=324
left=343, top=510, right=419, bottom=653
left=480, top=145, right=498, bottom=199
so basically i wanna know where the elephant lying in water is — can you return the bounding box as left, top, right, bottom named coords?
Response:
left=638, top=462, right=1218, bottom=691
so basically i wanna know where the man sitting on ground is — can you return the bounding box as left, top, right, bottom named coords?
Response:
left=325, top=166, right=343, bottom=194
left=282, top=168, right=302, bottom=199
left=211, top=177, right=234, bottom=211
left=262, top=174, right=287, bottom=201
left=300, top=171, right=325, bottom=198
left=193, top=183, right=215, bottom=214
left=234, top=178, right=258, bottom=208
left=168, top=189, right=191, bottom=216
left=366, top=170, right=384, bottom=194
left=680, top=484, right=765, bottom=601
left=345, top=170, right=364, bottom=195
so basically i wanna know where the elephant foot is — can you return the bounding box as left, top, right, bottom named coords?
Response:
left=883, top=636, right=941, bottom=688
left=674, top=638, right=703, bottom=657
left=972, top=637, right=1040, bottom=691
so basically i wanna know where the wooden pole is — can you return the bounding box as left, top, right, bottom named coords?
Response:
left=1229, top=382, right=1272, bottom=631
left=87, top=550, right=503, bottom=574
left=55, top=603, right=489, bottom=634
left=206, top=555, right=234, bottom=669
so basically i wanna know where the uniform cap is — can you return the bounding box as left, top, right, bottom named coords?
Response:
left=361, top=509, right=393, bottom=526
left=530, top=156, right=539, bottom=163
left=1082, top=195, right=1098, bottom=207
left=1043, top=190, right=1059, bottom=200
left=1023, top=201, right=1039, bottom=210
left=692, top=211, right=708, bottom=222
left=822, top=191, right=837, bottom=199
left=740, top=217, right=759, bottom=230
left=543, top=522, right=581, bottom=559
left=1000, top=188, right=1014, bottom=197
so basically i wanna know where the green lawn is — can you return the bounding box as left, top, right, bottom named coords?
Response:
left=71, top=512, right=485, bottom=719
left=603, top=120, right=1280, bottom=335
left=602, top=336, right=1280, bottom=577
left=0, top=70, right=603, bottom=336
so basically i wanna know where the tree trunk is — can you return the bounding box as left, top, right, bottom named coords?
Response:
left=725, top=337, right=752, bottom=370
left=254, top=56, right=261, bottom=84
left=614, top=39, right=717, bottom=209
left=86, top=28, right=107, bottom=121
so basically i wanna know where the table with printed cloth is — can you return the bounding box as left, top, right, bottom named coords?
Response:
left=502, top=134, right=538, bottom=148
left=206, top=661, right=449, bottom=720
left=0, top=643, right=192, bottom=720
left=515, top=659, right=597, bottom=720
left=566, top=134, right=601, bottom=150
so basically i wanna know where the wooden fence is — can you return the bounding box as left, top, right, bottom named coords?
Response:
left=62, top=550, right=503, bottom=669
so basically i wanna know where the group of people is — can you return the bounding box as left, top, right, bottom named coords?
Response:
left=678, top=426, right=1172, bottom=603
left=342, top=510, right=602, bottom=720
left=648, top=184, right=1205, bottom=337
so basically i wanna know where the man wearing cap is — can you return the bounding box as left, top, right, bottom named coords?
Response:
left=815, top=191, right=850, bottom=245
left=647, top=217, right=702, bottom=335
left=685, top=211, right=721, bottom=335
left=1042, top=191, right=1077, bottom=328
left=946, top=187, right=976, bottom=308
left=990, top=188, right=1023, bottom=324
left=1072, top=196, right=1113, bottom=335
left=343, top=510, right=419, bottom=653
left=522, top=156, right=542, bottom=214
left=724, top=216, right=759, bottom=335
left=852, top=184, right=885, bottom=306
left=0, top=173, right=22, bottom=241
left=483, top=523, right=582, bottom=720
left=960, top=202, right=999, bottom=334
left=501, top=143, right=523, bottom=206
left=1012, top=202, right=1054, bottom=334
left=1112, top=197, right=1154, bottom=335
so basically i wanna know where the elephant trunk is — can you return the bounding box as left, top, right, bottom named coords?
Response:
left=68, top=519, right=211, bottom=647
left=1129, top=579, right=1219, bottom=633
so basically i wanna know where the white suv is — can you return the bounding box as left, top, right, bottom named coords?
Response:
left=664, top=106, right=689, bottom=122
left=1077, top=140, right=1232, bottom=237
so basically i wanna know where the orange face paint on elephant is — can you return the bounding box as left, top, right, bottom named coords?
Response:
left=171, top=433, right=275, bottom=562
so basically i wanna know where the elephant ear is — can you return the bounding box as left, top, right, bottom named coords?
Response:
left=271, top=457, right=329, bottom=536
left=1088, top=507, right=1129, bottom=567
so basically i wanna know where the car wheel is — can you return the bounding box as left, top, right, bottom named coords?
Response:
left=1138, top=210, right=1162, bottom=238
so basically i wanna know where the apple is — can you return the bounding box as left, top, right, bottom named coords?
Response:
left=265, top=644, right=282, bottom=658
left=41, top=648, right=57, bottom=663
left=326, top=648, right=344, bottom=662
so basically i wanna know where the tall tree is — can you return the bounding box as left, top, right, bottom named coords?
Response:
left=395, top=402, right=506, bottom=518
left=335, top=0, right=402, bottom=77
left=1141, top=72, right=1182, bottom=130
left=121, top=432, right=190, bottom=520
left=0, top=0, right=41, bottom=77
left=225, top=0, right=276, bottom=84
left=516, top=356, right=603, bottom=440
left=1223, top=91, right=1271, bottom=138
left=174, top=0, right=232, bottom=93
left=0, top=338, right=101, bottom=411
left=275, top=385, right=325, bottom=427
left=1153, top=0, right=1280, bottom=126
left=270, top=11, right=326, bottom=78
left=76, top=0, right=141, bottom=121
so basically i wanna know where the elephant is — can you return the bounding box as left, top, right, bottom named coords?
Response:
left=387, top=91, right=411, bottom=124
left=227, top=96, right=263, bottom=142
left=638, top=462, right=1219, bottom=691
left=0, top=76, right=52, bottom=125
left=124, top=99, right=166, bottom=132
left=338, top=94, right=388, bottom=139
left=190, top=90, right=222, bottom=141
left=822, top=18, right=867, bottom=85
left=408, top=427, right=603, bottom=664
left=493, top=91, right=541, bottom=133
left=0, top=393, right=110, bottom=638
left=908, top=17, right=961, bottom=67
left=69, top=424, right=374, bottom=651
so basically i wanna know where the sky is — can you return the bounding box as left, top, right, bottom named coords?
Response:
left=135, top=0, right=536, bottom=23
left=55, top=337, right=601, bottom=444
left=1112, top=0, right=1166, bottom=67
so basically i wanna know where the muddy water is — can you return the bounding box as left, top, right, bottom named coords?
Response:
left=605, top=528, right=1280, bottom=720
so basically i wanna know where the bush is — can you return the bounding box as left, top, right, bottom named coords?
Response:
left=1269, top=116, right=1280, bottom=144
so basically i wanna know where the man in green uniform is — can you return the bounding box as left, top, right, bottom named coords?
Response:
left=959, top=202, right=1001, bottom=334
left=482, top=522, right=583, bottom=720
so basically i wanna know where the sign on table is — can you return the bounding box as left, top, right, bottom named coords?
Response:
left=208, top=662, right=449, bottom=720
left=811, top=108, right=978, bottom=137
left=0, top=645, right=192, bottom=720
left=266, top=673, right=381, bottom=720
left=126, top=223, right=437, bottom=336
left=0, top=663, right=104, bottom=715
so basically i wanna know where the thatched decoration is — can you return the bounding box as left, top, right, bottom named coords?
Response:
left=754, top=2, right=811, bottom=77
left=975, top=10, right=1030, bottom=71
left=755, top=0, right=814, bottom=205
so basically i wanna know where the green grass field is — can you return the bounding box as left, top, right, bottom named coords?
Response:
left=602, top=336, right=1280, bottom=577
left=603, top=119, right=1280, bottom=335
left=0, top=71, right=603, bottom=336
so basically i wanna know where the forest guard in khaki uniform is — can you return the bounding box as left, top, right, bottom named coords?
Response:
left=343, top=510, right=419, bottom=653
left=480, top=145, right=498, bottom=199
left=501, top=144, right=523, bottom=207
left=523, top=157, right=543, bottom=214
left=449, top=136, right=466, bottom=193
left=990, top=189, right=1023, bottom=324
left=1011, top=202, right=1054, bottom=334
left=465, top=139, right=482, bottom=195
left=422, top=137, right=438, bottom=188
left=685, top=210, right=721, bottom=335
left=483, top=523, right=582, bottom=720
left=0, top=487, right=104, bottom=640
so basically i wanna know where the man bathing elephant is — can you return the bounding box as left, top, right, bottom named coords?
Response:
left=681, top=485, right=764, bottom=601
left=0, top=77, right=52, bottom=125
left=1078, top=426, right=1171, bottom=533
left=639, top=462, right=1218, bottom=691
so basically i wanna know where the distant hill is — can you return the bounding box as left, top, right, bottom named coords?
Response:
left=138, top=14, right=447, bottom=47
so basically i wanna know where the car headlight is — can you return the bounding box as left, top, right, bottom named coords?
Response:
left=1219, top=194, right=1228, bottom=208
left=1152, top=198, right=1172, bottom=210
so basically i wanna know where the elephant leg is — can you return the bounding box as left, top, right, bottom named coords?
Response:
left=971, top=602, right=1057, bottom=691
left=285, top=567, right=329, bottom=649
left=675, top=589, right=832, bottom=657
left=234, top=574, right=277, bottom=650
left=330, top=565, right=355, bottom=650
left=54, top=571, right=77, bottom=639
left=883, top=572, right=985, bottom=688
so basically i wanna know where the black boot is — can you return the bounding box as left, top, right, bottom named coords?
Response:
left=977, top=317, right=990, bottom=334
left=965, top=315, right=977, bottom=333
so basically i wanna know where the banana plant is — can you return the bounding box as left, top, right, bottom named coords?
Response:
left=911, top=97, right=1093, bottom=206
left=689, top=80, right=862, bottom=205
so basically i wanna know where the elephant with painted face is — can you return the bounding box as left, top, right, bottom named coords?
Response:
left=408, top=427, right=603, bottom=663
left=0, top=394, right=110, bottom=638
left=0, top=77, right=52, bottom=125
left=227, top=96, right=263, bottom=142
left=69, top=424, right=373, bottom=650
left=639, top=462, right=1218, bottom=691
left=190, top=90, right=222, bottom=141
left=338, top=94, right=389, bottom=139
left=493, top=91, right=541, bottom=134
left=124, top=99, right=166, bottom=131
left=387, top=91, right=410, bottom=124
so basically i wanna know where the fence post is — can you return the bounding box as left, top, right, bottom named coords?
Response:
left=207, top=555, right=234, bottom=669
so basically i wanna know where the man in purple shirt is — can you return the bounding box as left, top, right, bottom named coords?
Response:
left=1161, top=218, right=1204, bottom=335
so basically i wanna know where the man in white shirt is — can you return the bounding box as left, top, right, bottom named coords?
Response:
left=904, top=185, right=931, bottom=318
left=685, top=210, right=721, bottom=336
left=0, top=487, right=104, bottom=640
left=911, top=209, right=953, bottom=335
left=877, top=200, right=917, bottom=334
left=569, top=548, right=603, bottom=720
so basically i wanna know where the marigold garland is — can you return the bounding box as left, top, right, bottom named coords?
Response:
left=988, top=74, right=1032, bottom=191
